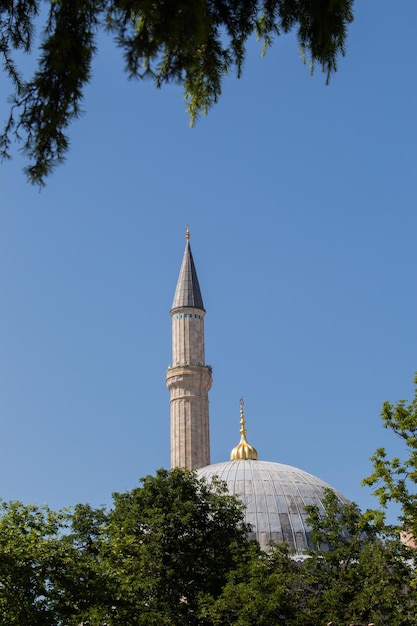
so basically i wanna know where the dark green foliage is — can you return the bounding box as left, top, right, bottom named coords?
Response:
left=2, top=468, right=414, bottom=625
left=0, top=469, right=253, bottom=625
left=204, top=542, right=303, bottom=625
left=0, top=500, right=60, bottom=625
left=0, top=0, right=354, bottom=184
left=363, top=372, right=417, bottom=540
left=106, top=468, right=253, bottom=624
left=0, top=500, right=109, bottom=625
left=300, top=490, right=416, bottom=626
left=205, top=491, right=417, bottom=626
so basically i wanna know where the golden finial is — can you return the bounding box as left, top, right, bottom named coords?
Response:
left=230, top=398, right=258, bottom=461
left=185, top=225, right=190, bottom=240
left=239, top=397, right=246, bottom=436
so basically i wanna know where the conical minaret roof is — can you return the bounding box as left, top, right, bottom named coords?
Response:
left=171, top=228, right=205, bottom=312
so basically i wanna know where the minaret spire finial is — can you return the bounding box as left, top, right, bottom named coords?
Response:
left=185, top=225, right=190, bottom=240
left=230, top=399, right=259, bottom=461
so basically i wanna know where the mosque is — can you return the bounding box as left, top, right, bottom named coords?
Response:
left=166, top=229, right=349, bottom=555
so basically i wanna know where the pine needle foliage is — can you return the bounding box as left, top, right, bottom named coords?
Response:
left=0, top=0, right=354, bottom=184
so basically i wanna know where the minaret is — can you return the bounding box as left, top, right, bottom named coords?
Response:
left=166, top=228, right=212, bottom=469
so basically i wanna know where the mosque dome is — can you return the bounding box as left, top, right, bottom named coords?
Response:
left=197, top=458, right=349, bottom=554
left=197, top=400, right=349, bottom=554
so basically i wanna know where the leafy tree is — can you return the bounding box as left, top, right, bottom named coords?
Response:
left=104, top=468, right=253, bottom=625
left=0, top=500, right=108, bottom=625
left=0, top=500, right=62, bottom=625
left=0, top=0, right=354, bottom=185
left=300, top=490, right=416, bottom=626
left=48, top=502, right=111, bottom=624
left=1, top=475, right=416, bottom=626
left=363, top=373, right=417, bottom=540
left=0, top=469, right=253, bottom=625
left=204, top=491, right=417, bottom=626
left=203, top=542, right=302, bottom=625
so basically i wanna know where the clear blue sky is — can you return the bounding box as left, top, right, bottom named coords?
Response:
left=1, top=1, right=416, bottom=523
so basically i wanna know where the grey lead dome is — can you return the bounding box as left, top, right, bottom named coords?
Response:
left=197, top=459, right=349, bottom=554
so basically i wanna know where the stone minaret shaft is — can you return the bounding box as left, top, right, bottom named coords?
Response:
left=166, top=230, right=212, bottom=469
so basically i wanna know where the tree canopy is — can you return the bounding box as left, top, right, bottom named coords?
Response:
left=0, top=0, right=354, bottom=185
left=206, top=490, right=417, bottom=626
left=0, top=500, right=109, bottom=625
left=1, top=469, right=416, bottom=625
left=105, top=468, right=253, bottom=624
left=0, top=469, right=254, bottom=625
left=300, top=491, right=416, bottom=626
left=363, top=372, right=417, bottom=541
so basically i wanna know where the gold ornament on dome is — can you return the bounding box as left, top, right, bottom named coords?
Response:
left=230, top=398, right=258, bottom=461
